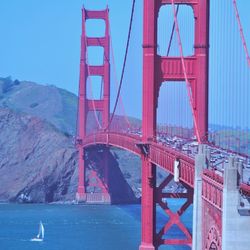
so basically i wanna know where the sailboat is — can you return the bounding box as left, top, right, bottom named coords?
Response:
left=31, top=221, right=44, bottom=242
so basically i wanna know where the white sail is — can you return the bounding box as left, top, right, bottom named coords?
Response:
left=31, top=221, right=44, bottom=242
left=40, top=222, right=44, bottom=239
left=37, top=221, right=44, bottom=239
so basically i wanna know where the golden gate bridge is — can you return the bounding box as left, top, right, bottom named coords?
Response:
left=75, top=0, right=250, bottom=249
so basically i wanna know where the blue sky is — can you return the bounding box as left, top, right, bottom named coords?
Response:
left=0, top=0, right=249, bottom=128
left=0, top=0, right=134, bottom=94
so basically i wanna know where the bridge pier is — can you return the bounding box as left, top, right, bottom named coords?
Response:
left=76, top=145, right=111, bottom=204
left=222, top=157, right=250, bottom=250
left=84, top=193, right=111, bottom=204
left=76, top=146, right=87, bottom=203
left=139, top=157, right=156, bottom=250
left=192, top=144, right=207, bottom=250
left=83, top=148, right=111, bottom=204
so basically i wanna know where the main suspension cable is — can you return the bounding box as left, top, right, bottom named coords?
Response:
left=105, top=0, right=136, bottom=130
left=109, top=22, right=131, bottom=129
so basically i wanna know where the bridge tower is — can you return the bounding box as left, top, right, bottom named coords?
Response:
left=76, top=7, right=110, bottom=203
left=140, top=0, right=209, bottom=249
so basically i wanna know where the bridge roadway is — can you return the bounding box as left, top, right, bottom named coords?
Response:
left=81, top=131, right=250, bottom=196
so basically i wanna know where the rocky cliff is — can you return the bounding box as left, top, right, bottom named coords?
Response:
left=0, top=108, right=78, bottom=202
left=0, top=108, right=141, bottom=203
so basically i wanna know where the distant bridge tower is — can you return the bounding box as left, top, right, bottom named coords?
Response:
left=140, top=0, right=209, bottom=249
left=76, top=7, right=110, bottom=203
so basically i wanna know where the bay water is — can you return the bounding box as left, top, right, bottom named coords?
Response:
left=0, top=202, right=192, bottom=250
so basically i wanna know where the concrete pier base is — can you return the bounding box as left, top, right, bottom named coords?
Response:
left=85, top=193, right=111, bottom=204
left=76, top=192, right=111, bottom=204
left=192, top=145, right=207, bottom=250
left=222, top=157, right=250, bottom=250
left=75, top=192, right=87, bottom=203
left=139, top=243, right=155, bottom=250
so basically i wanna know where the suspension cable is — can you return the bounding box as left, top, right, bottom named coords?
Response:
left=105, top=0, right=136, bottom=130
left=108, top=12, right=131, bottom=128
left=232, top=0, right=250, bottom=67
left=167, top=5, right=179, bottom=56
left=109, top=22, right=131, bottom=128
left=170, top=1, right=201, bottom=143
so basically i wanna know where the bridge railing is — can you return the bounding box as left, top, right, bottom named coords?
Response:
left=240, top=183, right=250, bottom=196
left=82, top=132, right=141, bottom=155
left=202, top=169, right=224, bottom=210
left=150, top=142, right=195, bottom=187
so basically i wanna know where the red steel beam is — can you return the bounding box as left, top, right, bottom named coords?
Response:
left=159, top=0, right=198, bottom=5
left=158, top=56, right=196, bottom=81
left=86, top=37, right=107, bottom=47
left=87, top=100, right=104, bottom=111
left=87, top=65, right=105, bottom=76
left=85, top=10, right=108, bottom=20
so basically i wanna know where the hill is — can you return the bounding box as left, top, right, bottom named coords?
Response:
left=0, top=77, right=77, bottom=135
left=0, top=77, right=142, bottom=135
left=0, top=77, right=141, bottom=203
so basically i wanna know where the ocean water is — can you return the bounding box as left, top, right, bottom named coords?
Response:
left=0, top=202, right=192, bottom=250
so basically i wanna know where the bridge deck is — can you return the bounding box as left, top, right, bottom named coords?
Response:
left=81, top=131, right=250, bottom=195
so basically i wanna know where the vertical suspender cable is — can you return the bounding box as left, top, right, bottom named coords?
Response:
left=227, top=2, right=230, bottom=150
left=215, top=0, right=219, bottom=146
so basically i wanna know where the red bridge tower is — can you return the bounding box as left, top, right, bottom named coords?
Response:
left=140, top=0, right=209, bottom=249
left=76, top=7, right=110, bottom=203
